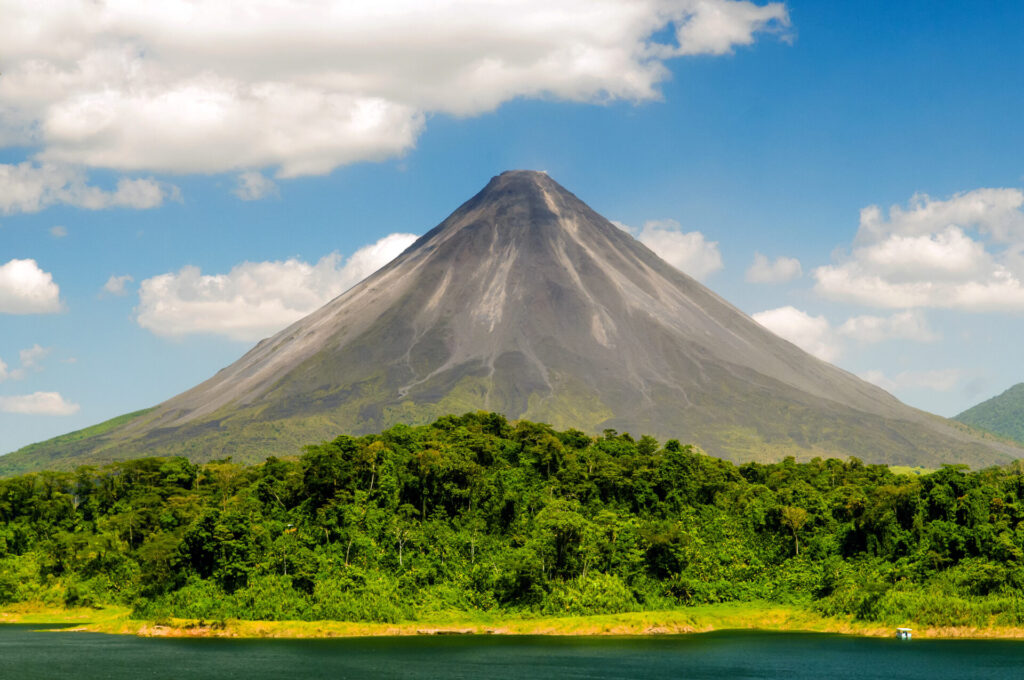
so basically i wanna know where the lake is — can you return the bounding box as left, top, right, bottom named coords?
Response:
left=3, top=625, right=1024, bottom=679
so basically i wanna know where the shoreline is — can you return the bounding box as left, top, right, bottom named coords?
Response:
left=6, top=603, right=1024, bottom=641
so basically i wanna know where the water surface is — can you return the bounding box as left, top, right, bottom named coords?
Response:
left=3, top=625, right=1023, bottom=679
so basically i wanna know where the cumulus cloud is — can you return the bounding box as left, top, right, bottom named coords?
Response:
left=137, top=232, right=418, bottom=341
left=0, top=391, right=80, bottom=415
left=0, top=259, right=63, bottom=314
left=621, top=219, right=723, bottom=280
left=0, top=162, right=179, bottom=215
left=753, top=307, right=939, bottom=362
left=234, top=171, right=279, bottom=201
left=0, top=1, right=789, bottom=178
left=856, top=188, right=1024, bottom=245
left=671, top=0, right=791, bottom=55
left=102, top=274, right=134, bottom=296
left=814, top=188, right=1024, bottom=311
left=50, top=225, right=67, bottom=238
left=752, top=306, right=840, bottom=362
left=859, top=369, right=963, bottom=394
left=745, top=252, right=801, bottom=283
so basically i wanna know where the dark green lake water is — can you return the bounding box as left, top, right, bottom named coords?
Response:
left=4, top=625, right=1024, bottom=679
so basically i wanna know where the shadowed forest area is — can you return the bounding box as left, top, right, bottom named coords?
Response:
left=3, top=412, right=1024, bottom=627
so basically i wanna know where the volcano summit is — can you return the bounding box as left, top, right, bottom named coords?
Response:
left=3, top=171, right=1019, bottom=474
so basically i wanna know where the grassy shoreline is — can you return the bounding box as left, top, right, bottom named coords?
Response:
left=6, top=602, right=1024, bottom=640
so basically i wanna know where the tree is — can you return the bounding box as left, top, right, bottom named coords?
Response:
left=780, top=505, right=808, bottom=556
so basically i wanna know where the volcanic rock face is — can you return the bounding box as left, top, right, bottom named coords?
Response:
left=4, top=171, right=1021, bottom=472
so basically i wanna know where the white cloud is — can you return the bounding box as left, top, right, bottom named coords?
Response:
left=814, top=188, right=1024, bottom=311
left=753, top=307, right=939, bottom=363
left=0, top=259, right=63, bottom=314
left=19, top=344, right=50, bottom=371
left=752, top=306, right=840, bottom=362
left=0, top=1, right=789, bottom=178
left=0, top=162, right=179, bottom=215
left=856, top=188, right=1024, bottom=245
left=234, top=171, right=279, bottom=201
left=50, top=225, right=68, bottom=238
left=103, top=274, right=134, bottom=296
left=0, top=391, right=80, bottom=415
left=136, top=232, right=418, bottom=341
left=670, top=0, right=791, bottom=55
left=621, top=219, right=723, bottom=280
left=860, top=369, right=963, bottom=394
left=837, top=310, right=938, bottom=344
left=0, top=344, right=51, bottom=382
left=745, top=252, right=801, bottom=283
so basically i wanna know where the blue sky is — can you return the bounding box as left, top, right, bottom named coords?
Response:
left=2, top=0, right=1024, bottom=454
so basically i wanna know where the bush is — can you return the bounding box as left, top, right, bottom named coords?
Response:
left=151, top=577, right=233, bottom=620
left=312, top=568, right=410, bottom=623
left=63, top=579, right=100, bottom=608
left=230, top=574, right=309, bottom=620
left=542, top=573, right=639, bottom=616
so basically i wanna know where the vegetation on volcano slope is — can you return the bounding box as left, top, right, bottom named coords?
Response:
left=957, top=383, right=1024, bottom=444
left=3, top=412, right=1024, bottom=628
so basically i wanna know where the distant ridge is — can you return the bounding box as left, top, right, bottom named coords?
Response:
left=955, top=383, right=1024, bottom=444
left=1, top=171, right=1021, bottom=475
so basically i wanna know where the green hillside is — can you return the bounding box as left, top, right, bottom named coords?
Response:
left=0, top=409, right=156, bottom=477
left=955, top=383, right=1024, bottom=443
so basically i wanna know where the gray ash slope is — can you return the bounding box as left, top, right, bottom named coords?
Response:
left=3, top=171, right=1019, bottom=473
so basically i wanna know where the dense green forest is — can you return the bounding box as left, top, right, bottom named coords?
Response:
left=3, top=412, right=1024, bottom=627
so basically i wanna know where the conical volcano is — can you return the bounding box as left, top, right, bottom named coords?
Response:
left=3, top=171, right=1020, bottom=474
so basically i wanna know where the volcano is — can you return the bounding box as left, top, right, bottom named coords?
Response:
left=2, top=171, right=1019, bottom=474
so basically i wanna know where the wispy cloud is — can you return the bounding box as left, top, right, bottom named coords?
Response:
left=0, top=391, right=80, bottom=415
left=860, top=369, right=964, bottom=394
left=746, top=252, right=801, bottom=283
left=0, top=344, right=53, bottom=382
left=234, top=171, right=279, bottom=201
left=0, top=162, right=179, bottom=215
left=102, top=274, right=134, bottom=297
